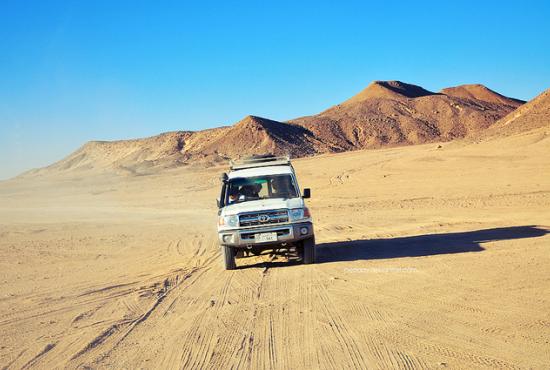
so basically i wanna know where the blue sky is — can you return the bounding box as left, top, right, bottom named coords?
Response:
left=1, top=1, right=549, bottom=179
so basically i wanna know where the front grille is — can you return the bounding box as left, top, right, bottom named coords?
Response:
left=239, top=209, right=289, bottom=227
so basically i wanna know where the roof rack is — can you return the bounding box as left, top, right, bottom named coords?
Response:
left=230, top=155, right=291, bottom=170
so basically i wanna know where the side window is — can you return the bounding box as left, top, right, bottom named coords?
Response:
left=227, top=183, right=240, bottom=203
left=220, top=183, right=227, bottom=207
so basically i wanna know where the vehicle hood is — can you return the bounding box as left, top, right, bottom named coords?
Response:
left=222, top=198, right=304, bottom=216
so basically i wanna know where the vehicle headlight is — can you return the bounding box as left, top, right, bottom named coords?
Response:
left=289, top=208, right=311, bottom=221
left=218, top=215, right=239, bottom=228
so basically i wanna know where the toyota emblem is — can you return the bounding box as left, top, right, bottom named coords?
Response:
left=258, top=214, right=270, bottom=223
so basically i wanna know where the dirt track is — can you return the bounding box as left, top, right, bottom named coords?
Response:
left=1, top=131, right=550, bottom=369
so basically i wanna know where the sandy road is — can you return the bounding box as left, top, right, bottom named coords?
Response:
left=1, top=132, right=550, bottom=369
left=3, top=224, right=549, bottom=369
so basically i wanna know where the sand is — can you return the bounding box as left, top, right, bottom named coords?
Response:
left=1, top=127, right=549, bottom=369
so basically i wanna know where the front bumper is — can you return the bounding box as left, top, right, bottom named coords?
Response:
left=218, top=222, right=314, bottom=247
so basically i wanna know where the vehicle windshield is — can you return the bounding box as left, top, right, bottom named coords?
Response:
left=225, top=174, right=298, bottom=204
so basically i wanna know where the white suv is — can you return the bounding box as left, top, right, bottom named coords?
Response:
left=217, top=155, right=315, bottom=270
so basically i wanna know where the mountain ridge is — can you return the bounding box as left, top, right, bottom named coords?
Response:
left=21, top=80, right=533, bottom=177
left=441, top=84, right=525, bottom=106
left=482, top=88, right=550, bottom=138
left=342, top=81, right=438, bottom=104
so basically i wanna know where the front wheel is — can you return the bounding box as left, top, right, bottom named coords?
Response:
left=222, top=245, right=236, bottom=270
left=302, top=237, right=315, bottom=264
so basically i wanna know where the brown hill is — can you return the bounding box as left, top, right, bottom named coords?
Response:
left=180, top=115, right=322, bottom=160
left=441, top=84, right=525, bottom=106
left=342, top=81, right=437, bottom=104
left=24, top=131, right=193, bottom=176
left=289, top=81, right=523, bottom=150
left=23, top=80, right=528, bottom=177
left=483, top=88, right=550, bottom=138
left=25, top=116, right=324, bottom=176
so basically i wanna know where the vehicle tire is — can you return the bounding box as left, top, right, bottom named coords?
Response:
left=302, top=237, right=315, bottom=264
left=222, top=245, right=236, bottom=270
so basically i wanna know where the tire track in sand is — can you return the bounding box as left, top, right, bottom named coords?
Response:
left=66, top=239, right=221, bottom=369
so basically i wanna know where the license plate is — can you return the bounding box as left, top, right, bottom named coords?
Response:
left=255, top=232, right=278, bottom=243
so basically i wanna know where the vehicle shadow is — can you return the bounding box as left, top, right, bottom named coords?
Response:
left=236, top=253, right=303, bottom=270
left=238, top=260, right=303, bottom=270
left=316, top=225, right=548, bottom=264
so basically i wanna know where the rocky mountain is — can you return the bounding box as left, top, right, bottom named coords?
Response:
left=484, top=88, right=550, bottom=137
left=26, top=116, right=326, bottom=176
left=441, top=84, right=524, bottom=106
left=179, top=115, right=324, bottom=160
left=23, top=80, right=529, bottom=176
left=24, top=131, right=193, bottom=175
left=288, top=81, right=523, bottom=151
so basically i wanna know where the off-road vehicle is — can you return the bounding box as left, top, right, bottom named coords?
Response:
left=216, top=155, right=315, bottom=270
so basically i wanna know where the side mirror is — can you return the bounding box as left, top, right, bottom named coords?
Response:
left=216, top=198, right=221, bottom=208
left=303, top=188, right=311, bottom=199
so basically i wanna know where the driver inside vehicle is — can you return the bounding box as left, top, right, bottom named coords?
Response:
left=228, top=187, right=239, bottom=204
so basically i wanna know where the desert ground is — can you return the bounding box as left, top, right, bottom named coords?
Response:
left=1, top=128, right=549, bottom=369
